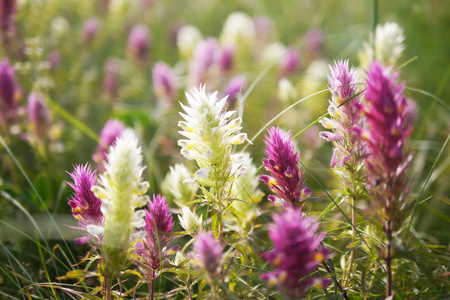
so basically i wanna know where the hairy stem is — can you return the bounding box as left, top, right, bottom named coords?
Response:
left=345, top=196, right=357, bottom=287
left=386, top=218, right=393, bottom=297
left=105, top=277, right=112, bottom=300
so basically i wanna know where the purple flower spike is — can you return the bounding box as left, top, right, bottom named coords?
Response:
left=260, top=126, right=310, bottom=209
left=0, top=0, right=16, bottom=42
left=83, top=17, right=100, bottom=44
left=127, top=24, right=151, bottom=63
left=356, top=62, right=414, bottom=230
left=260, top=209, right=330, bottom=298
left=193, top=232, right=223, bottom=277
left=188, top=38, right=218, bottom=87
left=0, top=58, right=17, bottom=124
left=218, top=45, right=234, bottom=72
left=93, top=119, right=125, bottom=170
left=279, top=48, right=301, bottom=76
left=67, top=164, right=103, bottom=245
left=303, top=27, right=324, bottom=58
left=135, top=194, right=174, bottom=272
left=103, top=58, right=120, bottom=99
left=224, top=75, right=246, bottom=109
left=321, top=60, right=365, bottom=169
left=152, top=62, right=177, bottom=103
left=27, top=92, right=51, bottom=138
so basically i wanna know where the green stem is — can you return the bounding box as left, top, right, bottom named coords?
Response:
left=105, top=277, right=112, bottom=300
left=386, top=218, right=393, bottom=297
left=372, top=0, right=378, bottom=57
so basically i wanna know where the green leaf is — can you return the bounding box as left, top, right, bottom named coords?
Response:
left=347, top=240, right=361, bottom=250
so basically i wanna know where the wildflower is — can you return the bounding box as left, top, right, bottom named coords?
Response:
left=0, top=0, right=17, bottom=43
left=102, top=58, right=120, bottom=99
left=127, top=24, right=151, bottom=63
left=260, top=209, right=329, bottom=298
left=253, top=14, right=274, bottom=43
left=319, top=60, right=365, bottom=171
left=152, top=62, right=177, bottom=104
left=134, top=194, right=174, bottom=272
left=82, top=17, right=100, bottom=44
left=359, top=22, right=405, bottom=67
left=178, top=86, right=247, bottom=193
left=220, top=12, right=255, bottom=51
left=172, top=251, right=190, bottom=283
left=92, top=119, right=125, bottom=170
left=355, top=62, right=413, bottom=232
left=67, top=164, right=103, bottom=245
left=27, top=92, right=51, bottom=139
left=279, top=47, right=301, bottom=76
left=260, top=126, right=310, bottom=209
left=187, top=38, right=219, bottom=87
left=161, top=163, right=198, bottom=206
left=277, top=78, right=298, bottom=103
left=302, top=27, right=324, bottom=58
left=192, top=232, right=223, bottom=277
left=223, top=75, right=247, bottom=109
left=0, top=58, right=17, bottom=125
left=178, top=206, right=203, bottom=236
left=91, top=129, right=150, bottom=278
left=177, top=25, right=202, bottom=60
left=218, top=45, right=234, bottom=72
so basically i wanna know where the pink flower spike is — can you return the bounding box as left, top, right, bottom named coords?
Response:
left=260, top=209, right=330, bottom=298
left=260, top=126, right=310, bottom=209
left=67, top=164, right=103, bottom=245
left=93, top=119, right=125, bottom=170
left=192, top=232, right=223, bottom=277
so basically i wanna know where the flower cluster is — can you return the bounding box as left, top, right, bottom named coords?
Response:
left=91, top=129, right=150, bottom=278
left=359, top=22, right=405, bottom=67
left=0, top=58, right=18, bottom=126
left=67, top=164, right=103, bottom=245
left=134, top=194, right=174, bottom=275
left=178, top=86, right=247, bottom=193
left=260, top=209, right=329, bottom=298
left=191, top=232, right=223, bottom=278
left=355, top=62, right=413, bottom=231
left=92, top=119, right=125, bottom=170
left=260, top=126, right=310, bottom=208
left=319, top=60, right=366, bottom=197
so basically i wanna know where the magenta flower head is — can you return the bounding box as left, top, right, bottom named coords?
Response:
left=279, top=48, right=301, bottom=77
left=93, top=119, right=125, bottom=171
left=223, top=75, right=246, bottom=110
left=127, top=24, right=151, bottom=64
left=0, top=0, right=16, bottom=43
left=27, top=92, right=51, bottom=138
left=260, top=126, right=311, bottom=209
left=192, top=232, right=223, bottom=277
left=102, top=58, right=120, bottom=99
left=152, top=62, right=177, bottom=103
left=134, top=194, right=174, bottom=272
left=188, top=38, right=218, bottom=87
left=0, top=58, right=18, bottom=125
left=67, top=164, right=103, bottom=245
left=303, top=27, right=324, bottom=58
left=218, top=45, right=234, bottom=72
left=82, top=17, right=100, bottom=44
left=260, top=209, right=330, bottom=298
left=355, top=62, right=413, bottom=230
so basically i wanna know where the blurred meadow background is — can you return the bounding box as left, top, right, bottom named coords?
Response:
left=0, top=0, right=449, bottom=299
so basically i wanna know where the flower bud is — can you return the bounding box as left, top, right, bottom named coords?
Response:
left=178, top=206, right=202, bottom=236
